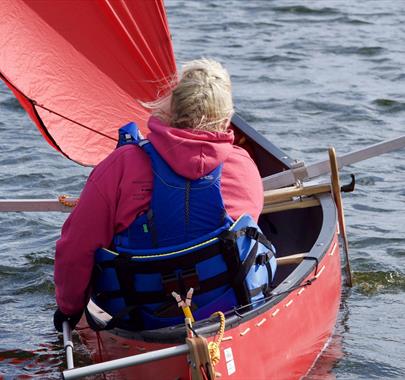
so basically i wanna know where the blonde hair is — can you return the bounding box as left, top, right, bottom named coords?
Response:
left=144, top=58, right=234, bottom=132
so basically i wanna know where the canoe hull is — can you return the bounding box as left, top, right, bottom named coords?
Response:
left=77, top=233, right=341, bottom=380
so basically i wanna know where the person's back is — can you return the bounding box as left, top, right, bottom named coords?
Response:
left=53, top=58, right=276, bottom=332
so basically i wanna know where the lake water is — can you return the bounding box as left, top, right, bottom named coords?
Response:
left=0, top=0, right=404, bottom=378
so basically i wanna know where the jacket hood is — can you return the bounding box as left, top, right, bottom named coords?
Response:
left=147, top=116, right=235, bottom=180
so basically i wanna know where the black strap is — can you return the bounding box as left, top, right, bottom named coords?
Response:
left=232, top=241, right=259, bottom=289
left=94, top=270, right=232, bottom=305
left=98, top=240, right=223, bottom=274
left=218, top=230, right=251, bottom=307
left=255, top=250, right=274, bottom=266
left=235, top=227, right=274, bottom=250
left=113, top=255, right=144, bottom=328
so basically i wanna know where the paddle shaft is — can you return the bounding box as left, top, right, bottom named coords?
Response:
left=329, top=148, right=353, bottom=287
left=263, top=134, right=405, bottom=190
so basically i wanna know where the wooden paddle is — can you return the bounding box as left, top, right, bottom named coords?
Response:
left=329, top=147, right=353, bottom=287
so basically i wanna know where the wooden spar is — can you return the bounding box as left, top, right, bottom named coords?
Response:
left=0, top=183, right=330, bottom=213
left=329, top=147, right=353, bottom=287
left=0, top=199, right=74, bottom=212
left=263, top=134, right=405, bottom=190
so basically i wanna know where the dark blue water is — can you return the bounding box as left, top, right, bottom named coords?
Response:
left=1, top=0, right=404, bottom=378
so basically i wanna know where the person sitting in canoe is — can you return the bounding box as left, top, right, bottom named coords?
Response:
left=53, top=58, right=277, bottom=332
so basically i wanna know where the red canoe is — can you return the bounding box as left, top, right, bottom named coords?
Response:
left=69, top=115, right=342, bottom=380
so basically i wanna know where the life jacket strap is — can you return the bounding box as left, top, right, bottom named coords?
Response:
left=93, top=223, right=276, bottom=329
left=95, top=270, right=232, bottom=305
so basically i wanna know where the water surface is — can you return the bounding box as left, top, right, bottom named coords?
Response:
left=0, top=0, right=404, bottom=378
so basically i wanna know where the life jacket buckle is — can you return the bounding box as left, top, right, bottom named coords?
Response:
left=245, top=227, right=260, bottom=241
left=218, top=230, right=236, bottom=248
left=255, top=251, right=274, bottom=266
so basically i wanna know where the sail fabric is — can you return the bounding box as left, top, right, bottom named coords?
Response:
left=0, top=0, right=176, bottom=166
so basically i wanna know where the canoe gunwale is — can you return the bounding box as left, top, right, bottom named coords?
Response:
left=231, top=113, right=295, bottom=170
left=100, top=193, right=338, bottom=344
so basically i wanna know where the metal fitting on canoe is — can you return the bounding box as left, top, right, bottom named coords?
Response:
left=291, top=160, right=308, bottom=186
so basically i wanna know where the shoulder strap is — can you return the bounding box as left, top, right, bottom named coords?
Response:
left=116, top=121, right=143, bottom=148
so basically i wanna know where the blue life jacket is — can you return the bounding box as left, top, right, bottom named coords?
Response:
left=91, top=122, right=277, bottom=330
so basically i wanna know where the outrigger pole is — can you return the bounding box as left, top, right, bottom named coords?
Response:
left=263, top=134, right=405, bottom=190
left=62, top=344, right=190, bottom=379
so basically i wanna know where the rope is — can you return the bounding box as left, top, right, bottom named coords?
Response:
left=58, top=194, right=79, bottom=208
left=0, top=72, right=117, bottom=143
left=207, top=311, right=225, bottom=366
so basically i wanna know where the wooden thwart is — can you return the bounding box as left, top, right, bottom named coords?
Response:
left=261, top=182, right=330, bottom=214
left=262, top=197, right=320, bottom=214
left=264, top=183, right=330, bottom=205
left=276, top=253, right=307, bottom=266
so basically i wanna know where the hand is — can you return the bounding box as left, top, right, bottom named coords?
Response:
left=53, top=308, right=83, bottom=332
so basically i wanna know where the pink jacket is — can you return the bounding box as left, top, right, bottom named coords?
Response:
left=54, top=117, right=264, bottom=315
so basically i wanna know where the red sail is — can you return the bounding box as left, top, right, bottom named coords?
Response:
left=0, top=0, right=176, bottom=166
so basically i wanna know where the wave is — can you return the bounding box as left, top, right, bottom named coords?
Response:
left=372, top=98, right=405, bottom=113
left=354, top=270, right=405, bottom=295
left=273, top=5, right=340, bottom=15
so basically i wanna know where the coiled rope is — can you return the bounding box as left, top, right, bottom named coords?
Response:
left=207, top=311, right=225, bottom=366
left=58, top=195, right=79, bottom=208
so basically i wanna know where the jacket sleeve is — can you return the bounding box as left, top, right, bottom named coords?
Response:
left=54, top=177, right=115, bottom=315
left=54, top=146, right=152, bottom=316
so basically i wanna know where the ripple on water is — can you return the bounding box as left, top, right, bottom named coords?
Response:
left=0, top=347, right=63, bottom=379
left=372, top=98, right=405, bottom=113
left=250, top=54, right=302, bottom=64
left=351, top=203, right=395, bottom=213
left=273, top=5, right=340, bottom=15
left=0, top=95, right=23, bottom=112
left=332, top=15, right=372, bottom=25
left=339, top=355, right=405, bottom=379
left=0, top=262, right=54, bottom=296
left=386, top=247, right=405, bottom=258
left=353, top=270, right=405, bottom=295
left=326, top=46, right=384, bottom=56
